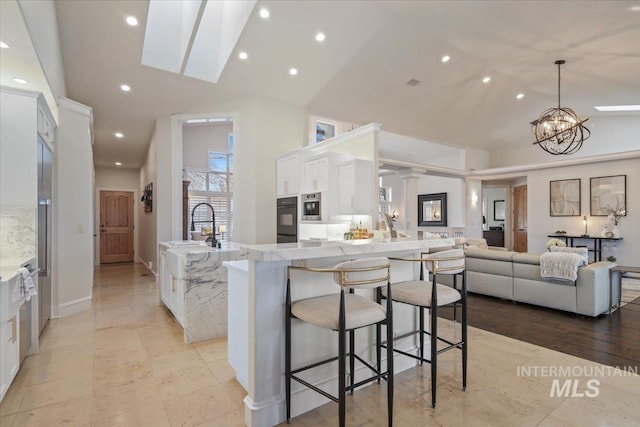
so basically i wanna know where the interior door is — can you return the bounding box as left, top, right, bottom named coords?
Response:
left=100, top=191, right=134, bottom=263
left=513, top=185, right=528, bottom=252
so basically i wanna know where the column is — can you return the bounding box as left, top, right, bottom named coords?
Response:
left=398, top=168, right=425, bottom=239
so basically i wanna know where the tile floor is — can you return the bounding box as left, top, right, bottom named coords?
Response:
left=1, top=263, right=638, bottom=426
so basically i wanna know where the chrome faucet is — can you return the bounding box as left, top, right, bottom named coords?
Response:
left=190, top=202, right=218, bottom=247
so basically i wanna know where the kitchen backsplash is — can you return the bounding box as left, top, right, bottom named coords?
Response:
left=0, top=205, right=36, bottom=267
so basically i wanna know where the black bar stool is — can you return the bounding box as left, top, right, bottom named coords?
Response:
left=286, top=257, right=394, bottom=426
left=380, top=249, right=467, bottom=408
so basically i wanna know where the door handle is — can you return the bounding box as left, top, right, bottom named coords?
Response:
left=10, top=316, right=17, bottom=343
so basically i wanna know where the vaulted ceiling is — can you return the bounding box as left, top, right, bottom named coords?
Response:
left=52, top=0, right=640, bottom=168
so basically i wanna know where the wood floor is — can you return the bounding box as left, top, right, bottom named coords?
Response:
left=439, top=293, right=640, bottom=370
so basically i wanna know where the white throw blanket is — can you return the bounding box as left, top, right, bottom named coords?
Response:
left=540, top=252, right=587, bottom=282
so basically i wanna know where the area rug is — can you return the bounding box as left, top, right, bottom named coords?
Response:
left=620, top=277, right=640, bottom=307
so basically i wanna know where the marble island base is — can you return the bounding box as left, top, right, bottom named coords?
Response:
left=158, top=241, right=247, bottom=343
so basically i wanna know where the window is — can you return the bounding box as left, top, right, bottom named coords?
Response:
left=186, top=143, right=233, bottom=239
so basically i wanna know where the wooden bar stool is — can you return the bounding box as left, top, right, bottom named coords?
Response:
left=380, top=249, right=467, bottom=408
left=286, top=257, right=394, bottom=426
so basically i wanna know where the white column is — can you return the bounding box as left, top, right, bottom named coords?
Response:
left=399, top=168, right=425, bottom=239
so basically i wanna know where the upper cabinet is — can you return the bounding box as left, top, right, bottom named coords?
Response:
left=276, top=153, right=299, bottom=197
left=302, top=156, right=329, bottom=193
left=37, top=104, right=55, bottom=145
left=301, top=153, right=351, bottom=195
left=338, top=160, right=372, bottom=215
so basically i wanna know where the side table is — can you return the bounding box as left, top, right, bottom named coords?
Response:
left=609, top=266, right=640, bottom=315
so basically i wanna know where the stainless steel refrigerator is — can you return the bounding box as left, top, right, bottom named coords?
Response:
left=37, top=139, right=52, bottom=335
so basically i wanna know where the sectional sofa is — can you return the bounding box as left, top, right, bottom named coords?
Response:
left=455, top=248, right=619, bottom=317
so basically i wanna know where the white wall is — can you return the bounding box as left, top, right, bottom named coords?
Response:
left=182, top=122, right=232, bottom=170
left=138, top=127, right=158, bottom=273
left=483, top=187, right=507, bottom=229
left=94, top=166, right=140, bottom=266
left=17, top=0, right=65, bottom=115
left=381, top=172, right=465, bottom=233
left=526, top=157, right=639, bottom=265
left=53, top=97, right=94, bottom=317
left=490, top=116, right=640, bottom=168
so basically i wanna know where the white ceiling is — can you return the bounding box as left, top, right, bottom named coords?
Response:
left=47, top=1, right=640, bottom=168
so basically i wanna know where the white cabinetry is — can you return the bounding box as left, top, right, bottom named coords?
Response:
left=0, top=275, right=23, bottom=402
left=276, top=154, right=299, bottom=196
left=159, top=249, right=185, bottom=327
left=37, top=104, right=55, bottom=145
left=338, top=160, right=373, bottom=215
left=302, top=156, right=329, bottom=193
left=301, top=153, right=349, bottom=194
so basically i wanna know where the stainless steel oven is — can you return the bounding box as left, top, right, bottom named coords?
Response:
left=301, top=192, right=322, bottom=221
left=277, top=196, right=298, bottom=243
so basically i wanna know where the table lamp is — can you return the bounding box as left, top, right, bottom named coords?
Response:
left=581, top=216, right=588, bottom=237
left=219, top=224, right=227, bottom=241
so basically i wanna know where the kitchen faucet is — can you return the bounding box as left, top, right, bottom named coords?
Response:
left=190, top=202, right=218, bottom=247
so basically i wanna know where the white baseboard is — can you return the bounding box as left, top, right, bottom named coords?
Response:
left=136, top=256, right=157, bottom=276
left=57, top=295, right=92, bottom=317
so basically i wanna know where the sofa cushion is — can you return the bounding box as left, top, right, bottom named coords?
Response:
left=464, top=248, right=516, bottom=262
left=512, top=253, right=541, bottom=265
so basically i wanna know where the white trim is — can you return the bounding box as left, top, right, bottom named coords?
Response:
left=57, top=295, right=92, bottom=317
left=56, top=96, right=93, bottom=118
left=137, top=255, right=158, bottom=276
left=308, top=123, right=381, bottom=152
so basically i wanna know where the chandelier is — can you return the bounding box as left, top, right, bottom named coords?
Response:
left=531, top=60, right=590, bottom=155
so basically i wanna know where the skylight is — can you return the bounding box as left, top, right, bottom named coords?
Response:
left=142, top=0, right=257, bottom=84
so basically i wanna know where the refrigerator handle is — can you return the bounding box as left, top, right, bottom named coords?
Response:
left=38, top=199, right=51, bottom=276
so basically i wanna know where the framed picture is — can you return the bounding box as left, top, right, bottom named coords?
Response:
left=590, top=175, right=626, bottom=216
left=418, top=193, right=447, bottom=227
left=142, top=183, right=153, bottom=213
left=493, top=200, right=505, bottom=221
left=549, top=178, right=581, bottom=216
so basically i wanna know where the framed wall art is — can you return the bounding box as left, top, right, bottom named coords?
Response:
left=590, top=175, right=626, bottom=216
left=549, top=178, right=581, bottom=216
left=493, top=200, right=505, bottom=221
left=418, top=193, right=447, bottom=227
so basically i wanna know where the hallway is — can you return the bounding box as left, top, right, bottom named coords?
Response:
left=0, top=263, right=245, bottom=426
left=0, top=263, right=638, bottom=426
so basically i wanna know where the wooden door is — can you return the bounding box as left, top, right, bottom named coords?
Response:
left=513, top=185, right=528, bottom=252
left=100, top=191, right=134, bottom=263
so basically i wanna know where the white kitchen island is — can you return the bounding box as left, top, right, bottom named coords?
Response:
left=227, top=237, right=454, bottom=427
left=158, top=241, right=248, bottom=343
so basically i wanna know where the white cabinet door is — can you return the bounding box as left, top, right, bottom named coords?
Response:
left=173, top=277, right=185, bottom=327
left=338, top=160, right=372, bottom=215
left=276, top=155, right=298, bottom=196
left=303, top=156, right=331, bottom=193
left=0, top=276, right=22, bottom=402
left=159, top=252, right=170, bottom=307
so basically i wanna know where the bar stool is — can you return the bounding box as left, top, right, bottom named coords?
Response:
left=286, top=257, right=394, bottom=426
left=380, top=249, right=467, bottom=408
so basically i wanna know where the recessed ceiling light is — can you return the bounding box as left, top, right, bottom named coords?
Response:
left=12, top=78, right=28, bottom=84
left=630, top=5, right=640, bottom=11
left=289, top=68, right=298, bottom=76
left=0, top=41, right=9, bottom=49
left=115, top=132, right=124, bottom=138
left=441, top=55, right=450, bottom=63
left=238, top=51, right=248, bottom=60
left=120, top=84, right=131, bottom=92
left=115, top=162, right=123, bottom=166
left=594, top=105, right=640, bottom=112
left=259, top=8, right=270, bottom=18
left=516, top=93, right=524, bottom=100
left=482, top=76, right=491, bottom=84
left=126, top=16, right=138, bottom=26
left=315, top=32, right=326, bottom=42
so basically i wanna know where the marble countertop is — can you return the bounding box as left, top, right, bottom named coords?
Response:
left=241, top=238, right=455, bottom=262
left=160, top=241, right=243, bottom=254
left=0, top=256, right=36, bottom=282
